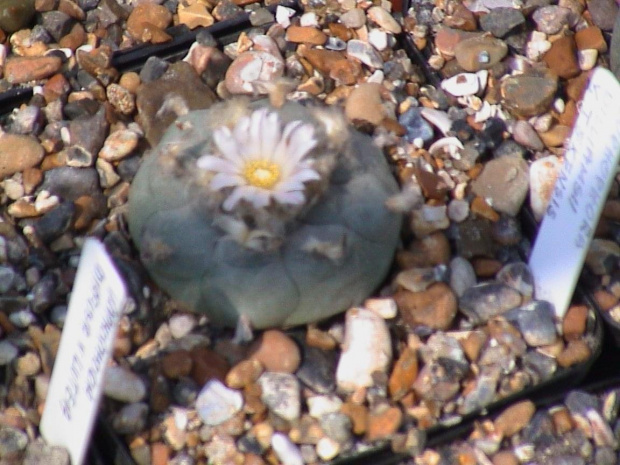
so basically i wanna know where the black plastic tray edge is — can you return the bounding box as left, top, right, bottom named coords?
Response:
left=0, top=0, right=300, bottom=116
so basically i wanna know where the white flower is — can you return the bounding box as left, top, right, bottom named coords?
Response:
left=197, top=108, right=321, bottom=211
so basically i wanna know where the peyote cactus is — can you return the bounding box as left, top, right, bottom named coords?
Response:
left=127, top=98, right=402, bottom=329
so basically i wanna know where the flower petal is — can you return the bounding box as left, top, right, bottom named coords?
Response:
left=274, top=179, right=306, bottom=192
left=261, top=111, right=281, bottom=158
left=273, top=190, right=306, bottom=205
left=233, top=116, right=252, bottom=157
left=213, top=127, right=244, bottom=167
left=197, top=155, right=238, bottom=174
left=210, top=173, right=245, bottom=190
left=290, top=167, right=321, bottom=183
left=222, top=186, right=247, bottom=211
left=286, top=124, right=317, bottom=163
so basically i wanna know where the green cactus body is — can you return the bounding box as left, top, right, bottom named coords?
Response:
left=128, top=99, right=402, bottom=329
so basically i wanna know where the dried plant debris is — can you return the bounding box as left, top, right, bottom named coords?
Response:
left=0, top=0, right=616, bottom=464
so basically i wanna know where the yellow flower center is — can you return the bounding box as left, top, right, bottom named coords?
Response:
left=242, top=159, right=281, bottom=189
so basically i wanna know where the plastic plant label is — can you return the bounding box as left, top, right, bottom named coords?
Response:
left=41, top=238, right=127, bottom=465
left=529, top=67, right=620, bottom=320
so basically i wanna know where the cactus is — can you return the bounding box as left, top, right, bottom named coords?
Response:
left=128, top=98, right=402, bottom=329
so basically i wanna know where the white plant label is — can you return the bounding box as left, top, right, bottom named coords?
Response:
left=41, top=238, right=127, bottom=465
left=529, top=67, right=620, bottom=319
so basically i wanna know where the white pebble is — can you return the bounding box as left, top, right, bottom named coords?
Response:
left=103, top=366, right=147, bottom=403
left=196, top=379, right=244, bottom=426
left=299, top=12, right=319, bottom=27
left=447, top=199, right=470, bottom=222
left=316, top=436, right=341, bottom=461
left=307, top=395, right=343, bottom=418
left=363, top=297, right=398, bottom=319
left=336, top=308, right=392, bottom=391
left=368, top=28, right=388, bottom=51
left=529, top=155, right=562, bottom=222
left=275, top=6, right=295, bottom=27
left=441, top=73, right=480, bottom=97
left=169, top=313, right=197, bottom=339
left=259, top=372, right=301, bottom=421
left=271, top=433, right=304, bottom=465
left=578, top=48, right=597, bottom=71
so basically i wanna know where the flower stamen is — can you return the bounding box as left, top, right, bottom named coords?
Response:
left=243, top=160, right=281, bottom=189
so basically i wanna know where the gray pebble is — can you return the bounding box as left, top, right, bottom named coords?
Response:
left=249, top=8, right=273, bottom=26
left=532, top=5, right=574, bottom=34
left=480, top=7, right=525, bottom=38
left=22, top=439, right=69, bottom=465
left=347, top=40, right=383, bottom=69
left=11, top=105, right=44, bottom=135
left=0, top=266, right=16, bottom=293
left=325, top=36, right=347, bottom=51
left=68, top=106, right=108, bottom=159
left=522, top=350, right=557, bottom=382
left=588, top=0, right=618, bottom=30
left=112, top=402, right=149, bottom=435
left=319, top=412, right=352, bottom=444
left=0, top=425, right=28, bottom=457
left=41, top=11, right=74, bottom=42
left=471, top=157, right=529, bottom=216
left=493, top=139, right=527, bottom=159
left=9, top=309, right=37, bottom=328
left=0, top=341, right=18, bottom=366
left=512, top=120, right=544, bottom=151
left=496, top=261, right=534, bottom=298
left=449, top=256, right=477, bottom=298
left=170, top=453, right=195, bottom=465
left=459, top=282, right=522, bottom=323
left=173, top=378, right=199, bottom=407
left=41, top=166, right=101, bottom=201
left=492, top=215, right=522, bottom=246
left=339, top=8, right=366, bottom=28
left=35, top=202, right=75, bottom=244
left=399, top=107, right=434, bottom=144
left=295, top=344, right=337, bottom=394
left=259, top=372, right=301, bottom=421
left=103, top=366, right=147, bottom=403
left=505, top=301, right=557, bottom=347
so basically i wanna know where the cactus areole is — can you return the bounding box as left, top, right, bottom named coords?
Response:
left=128, top=99, right=402, bottom=329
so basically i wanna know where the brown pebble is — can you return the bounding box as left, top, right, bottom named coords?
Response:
left=119, top=72, right=141, bottom=94
left=593, top=288, right=618, bottom=311
left=177, top=3, right=214, bottom=29
left=59, top=23, right=86, bottom=50
left=5, top=56, right=63, bottom=85
left=299, top=47, right=346, bottom=74
left=248, top=330, right=300, bottom=373
left=366, top=405, right=402, bottom=442
left=341, top=402, right=368, bottom=435
left=460, top=330, right=487, bottom=362
left=345, top=83, right=386, bottom=126
left=396, top=232, right=452, bottom=268
left=551, top=406, right=574, bottom=434
left=0, top=134, right=45, bottom=180
left=538, top=124, right=571, bottom=148
left=471, top=257, right=502, bottom=278
left=22, top=167, right=43, bottom=194
left=126, top=4, right=172, bottom=43
left=492, top=451, right=519, bottom=465
left=562, top=304, right=588, bottom=340
left=226, top=359, right=263, bottom=389
left=161, top=350, right=193, bottom=379
left=305, top=325, right=337, bottom=351
left=286, top=26, right=327, bottom=45
left=557, top=340, right=591, bottom=367
left=494, top=400, right=535, bottom=437
left=574, top=26, right=607, bottom=52
left=388, top=347, right=418, bottom=401
left=543, top=36, right=580, bottom=79
left=394, top=282, right=458, bottom=330
left=151, top=442, right=170, bottom=465
left=329, top=59, right=362, bottom=85
left=190, top=347, right=230, bottom=385
left=43, top=73, right=71, bottom=103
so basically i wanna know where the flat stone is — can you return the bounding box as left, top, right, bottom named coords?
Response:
left=0, top=134, right=44, bottom=180
left=543, top=35, right=580, bottom=79
left=471, top=157, right=529, bottom=216
left=454, top=35, right=508, bottom=71
left=479, top=7, right=525, bottom=38
left=500, top=71, right=557, bottom=117
left=5, top=56, right=62, bottom=84
left=394, top=282, right=458, bottom=330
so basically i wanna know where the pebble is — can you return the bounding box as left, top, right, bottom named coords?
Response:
left=0, top=134, right=45, bottom=180
left=177, top=3, right=214, bottom=29
left=286, top=26, right=327, bottom=45
left=557, top=340, right=591, bottom=367
left=168, top=313, right=197, bottom=339
left=511, top=120, right=544, bottom=151
left=494, top=400, right=536, bottom=437
left=103, top=365, right=147, bottom=403
left=532, top=6, right=574, bottom=34
left=529, top=155, right=562, bottom=221
left=574, top=26, right=607, bottom=52
left=587, top=0, right=618, bottom=31
left=543, top=36, right=580, bottom=79
left=367, top=6, right=402, bottom=34
left=399, top=107, right=434, bottom=143
left=16, top=352, right=41, bottom=377
left=480, top=7, right=525, bottom=38
left=225, top=50, right=284, bottom=94
left=454, top=35, right=508, bottom=71
left=316, top=437, right=340, bottom=461
left=388, top=347, right=418, bottom=400
left=112, top=402, right=149, bottom=435
left=345, top=83, right=386, bottom=125
left=258, top=372, right=301, bottom=421
left=4, top=56, right=63, bottom=84
left=339, top=8, right=365, bottom=29
left=447, top=198, right=470, bottom=222
left=449, top=256, right=477, bottom=297
left=471, top=157, right=530, bottom=216
left=162, top=350, right=193, bottom=379
left=195, top=379, right=243, bottom=426
left=563, top=305, right=588, bottom=340
left=459, top=282, right=522, bottom=323
left=496, top=262, right=534, bottom=298
left=295, top=344, right=337, bottom=394
left=126, top=4, right=172, bottom=43
left=0, top=425, right=28, bottom=457
left=346, top=40, right=383, bottom=69
left=107, top=84, right=135, bottom=115
left=394, top=282, right=458, bottom=330
left=441, top=72, right=480, bottom=97
left=336, top=307, right=392, bottom=391
left=0, top=0, right=36, bottom=33
left=500, top=72, right=558, bottom=117
left=271, top=433, right=304, bottom=465
left=0, top=340, right=18, bottom=365
left=248, top=330, right=301, bottom=374
left=505, top=301, right=557, bottom=346
left=366, top=405, right=403, bottom=441
left=22, top=439, right=70, bottom=465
